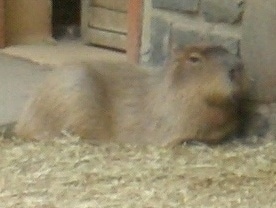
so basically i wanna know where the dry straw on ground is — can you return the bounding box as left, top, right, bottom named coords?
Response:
left=0, top=133, right=275, bottom=208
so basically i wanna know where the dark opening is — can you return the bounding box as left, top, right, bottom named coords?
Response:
left=52, top=0, right=81, bottom=40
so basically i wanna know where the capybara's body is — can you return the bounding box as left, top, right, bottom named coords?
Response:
left=15, top=44, right=246, bottom=146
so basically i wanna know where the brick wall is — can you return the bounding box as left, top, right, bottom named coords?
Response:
left=140, top=0, right=244, bottom=66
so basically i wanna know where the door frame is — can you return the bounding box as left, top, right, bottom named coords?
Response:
left=127, top=0, right=143, bottom=63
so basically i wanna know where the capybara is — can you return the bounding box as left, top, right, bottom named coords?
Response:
left=15, top=44, right=246, bottom=146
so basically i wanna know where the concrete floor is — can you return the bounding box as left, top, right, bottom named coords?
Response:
left=0, top=41, right=126, bottom=125
left=1, top=40, right=126, bottom=67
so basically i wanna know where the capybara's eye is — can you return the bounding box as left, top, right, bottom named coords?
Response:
left=188, top=53, right=201, bottom=63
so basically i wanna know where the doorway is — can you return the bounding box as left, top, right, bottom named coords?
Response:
left=52, top=0, right=81, bottom=40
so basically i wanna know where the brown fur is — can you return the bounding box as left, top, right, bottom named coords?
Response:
left=15, top=44, right=246, bottom=146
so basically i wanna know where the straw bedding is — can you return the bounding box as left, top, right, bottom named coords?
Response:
left=0, top=134, right=275, bottom=208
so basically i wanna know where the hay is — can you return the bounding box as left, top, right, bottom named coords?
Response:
left=0, top=135, right=275, bottom=208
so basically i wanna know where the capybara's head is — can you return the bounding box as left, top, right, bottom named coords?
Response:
left=166, top=44, right=246, bottom=143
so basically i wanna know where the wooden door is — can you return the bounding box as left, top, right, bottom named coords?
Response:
left=82, top=0, right=128, bottom=51
left=5, top=0, right=52, bottom=45
left=0, top=0, right=5, bottom=48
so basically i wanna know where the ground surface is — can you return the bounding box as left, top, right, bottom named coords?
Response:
left=0, top=42, right=275, bottom=207
left=0, top=41, right=125, bottom=125
left=0, top=135, right=275, bottom=208
left=1, top=40, right=126, bottom=67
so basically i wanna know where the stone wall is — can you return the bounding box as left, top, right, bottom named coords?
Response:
left=241, top=0, right=276, bottom=103
left=140, top=0, right=244, bottom=66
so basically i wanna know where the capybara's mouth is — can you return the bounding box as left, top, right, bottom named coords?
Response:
left=205, top=94, right=239, bottom=109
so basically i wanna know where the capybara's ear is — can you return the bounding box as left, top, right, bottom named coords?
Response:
left=167, top=44, right=185, bottom=62
left=166, top=24, right=183, bottom=61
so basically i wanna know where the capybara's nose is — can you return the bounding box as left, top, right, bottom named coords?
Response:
left=223, top=57, right=243, bottom=82
left=229, top=63, right=242, bottom=82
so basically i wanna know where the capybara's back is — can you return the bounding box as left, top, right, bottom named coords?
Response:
left=15, top=44, right=246, bottom=146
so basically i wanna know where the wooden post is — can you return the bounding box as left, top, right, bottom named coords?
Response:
left=0, top=0, right=5, bottom=48
left=81, top=0, right=90, bottom=44
left=127, top=0, right=143, bottom=63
